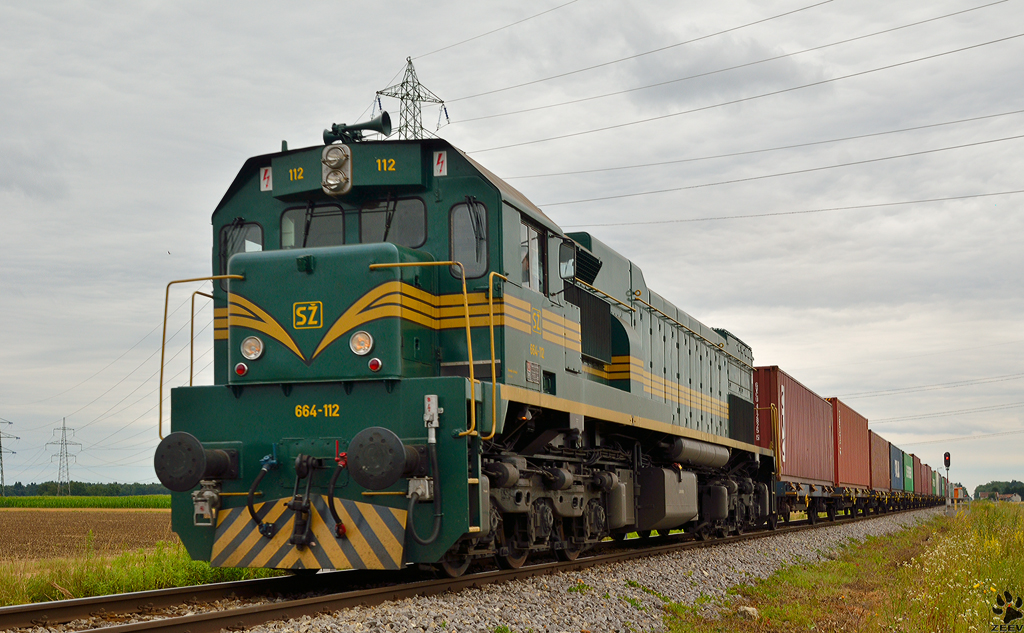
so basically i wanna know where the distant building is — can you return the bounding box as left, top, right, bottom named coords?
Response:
left=976, top=491, right=995, bottom=500
left=997, top=493, right=1022, bottom=502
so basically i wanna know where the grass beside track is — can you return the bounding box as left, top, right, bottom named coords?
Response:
left=665, top=503, right=1024, bottom=632
left=0, top=540, right=281, bottom=606
left=0, top=496, right=171, bottom=509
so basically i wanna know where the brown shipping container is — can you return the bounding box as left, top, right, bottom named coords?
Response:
left=913, top=455, right=923, bottom=494
left=827, top=398, right=871, bottom=487
left=753, top=366, right=835, bottom=485
left=869, top=430, right=890, bottom=491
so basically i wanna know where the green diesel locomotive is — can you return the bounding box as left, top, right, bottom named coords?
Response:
left=154, top=113, right=775, bottom=576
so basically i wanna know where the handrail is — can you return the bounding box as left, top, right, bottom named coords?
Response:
left=631, top=290, right=753, bottom=370
left=368, top=261, right=478, bottom=438
left=572, top=278, right=635, bottom=312
left=755, top=404, right=780, bottom=480
left=160, top=275, right=243, bottom=439
left=484, top=272, right=509, bottom=441
left=190, top=291, right=214, bottom=386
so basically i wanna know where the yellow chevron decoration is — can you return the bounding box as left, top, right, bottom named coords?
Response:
left=211, top=495, right=406, bottom=570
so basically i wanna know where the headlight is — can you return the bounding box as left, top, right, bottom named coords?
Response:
left=323, top=146, right=349, bottom=168
left=324, top=169, right=349, bottom=191
left=349, top=331, right=373, bottom=355
left=240, top=336, right=264, bottom=360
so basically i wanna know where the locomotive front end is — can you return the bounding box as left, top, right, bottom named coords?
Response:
left=155, top=120, right=496, bottom=572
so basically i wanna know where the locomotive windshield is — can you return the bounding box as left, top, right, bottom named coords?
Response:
left=279, top=198, right=426, bottom=249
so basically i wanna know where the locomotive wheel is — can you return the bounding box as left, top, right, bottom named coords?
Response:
left=716, top=526, right=730, bottom=539
left=437, top=551, right=471, bottom=578
left=734, top=523, right=745, bottom=536
left=767, top=514, right=779, bottom=531
left=497, top=547, right=529, bottom=569
left=495, top=513, right=529, bottom=570
left=554, top=523, right=584, bottom=562
left=695, top=526, right=712, bottom=541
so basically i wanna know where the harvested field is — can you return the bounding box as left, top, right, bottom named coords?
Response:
left=0, top=509, right=176, bottom=560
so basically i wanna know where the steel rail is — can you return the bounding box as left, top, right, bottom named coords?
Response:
left=2, top=506, right=935, bottom=633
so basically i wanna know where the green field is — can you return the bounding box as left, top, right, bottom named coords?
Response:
left=0, top=496, right=171, bottom=509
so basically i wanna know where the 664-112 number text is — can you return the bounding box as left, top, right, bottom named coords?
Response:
left=295, top=404, right=340, bottom=418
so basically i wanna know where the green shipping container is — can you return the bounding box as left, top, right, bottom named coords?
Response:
left=903, top=453, right=914, bottom=492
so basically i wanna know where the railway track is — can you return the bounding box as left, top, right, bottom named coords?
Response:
left=0, top=507, right=931, bottom=633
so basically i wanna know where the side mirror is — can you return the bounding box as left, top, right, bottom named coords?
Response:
left=558, top=241, right=576, bottom=280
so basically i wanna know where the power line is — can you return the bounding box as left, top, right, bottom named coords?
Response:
left=457, top=0, right=1007, bottom=123
left=873, top=401, right=1024, bottom=423
left=505, top=108, right=1024, bottom=180
left=470, top=32, right=1024, bottom=153
left=414, top=0, right=581, bottom=60
left=542, top=133, right=1024, bottom=207
left=560, top=189, right=1024, bottom=228
left=14, top=288, right=200, bottom=408
left=902, top=428, right=1024, bottom=446
left=448, top=0, right=836, bottom=102
left=838, top=372, right=1024, bottom=399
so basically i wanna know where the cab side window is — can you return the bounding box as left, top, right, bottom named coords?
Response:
left=219, top=221, right=263, bottom=289
left=450, top=200, right=488, bottom=279
left=520, top=219, right=546, bottom=294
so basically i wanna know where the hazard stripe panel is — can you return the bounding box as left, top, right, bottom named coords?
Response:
left=211, top=495, right=406, bottom=570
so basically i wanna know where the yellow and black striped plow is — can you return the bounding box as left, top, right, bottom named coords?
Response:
left=211, top=495, right=406, bottom=570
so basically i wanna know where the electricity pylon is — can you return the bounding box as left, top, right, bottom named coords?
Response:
left=377, top=57, right=446, bottom=140
left=0, top=418, right=17, bottom=497
left=46, top=418, right=81, bottom=496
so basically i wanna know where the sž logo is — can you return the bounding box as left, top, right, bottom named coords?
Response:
left=992, top=590, right=1024, bottom=631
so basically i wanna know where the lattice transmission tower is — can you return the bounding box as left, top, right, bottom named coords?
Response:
left=376, top=57, right=447, bottom=140
left=0, top=418, right=17, bottom=497
left=46, top=418, right=81, bottom=496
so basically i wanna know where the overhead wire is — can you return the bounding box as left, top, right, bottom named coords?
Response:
left=838, top=372, right=1024, bottom=398
left=470, top=32, right=1024, bottom=153
left=902, top=428, right=1024, bottom=446
left=873, top=401, right=1024, bottom=423
left=447, top=0, right=837, bottom=102
left=541, top=133, right=1024, bottom=206
left=457, top=0, right=1007, bottom=123
left=414, top=0, right=581, bottom=60
left=560, top=189, right=1024, bottom=227
left=506, top=108, right=1024, bottom=180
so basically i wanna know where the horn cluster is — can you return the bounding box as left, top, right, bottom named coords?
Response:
left=323, top=111, right=392, bottom=144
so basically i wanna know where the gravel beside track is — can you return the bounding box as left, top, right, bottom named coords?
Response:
left=248, top=508, right=940, bottom=633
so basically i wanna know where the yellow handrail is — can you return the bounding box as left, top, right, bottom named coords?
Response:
left=368, top=261, right=478, bottom=438
left=484, top=272, right=509, bottom=440
left=190, top=291, right=214, bottom=386
left=160, top=275, right=243, bottom=439
left=573, top=278, right=635, bottom=312
left=631, top=290, right=752, bottom=370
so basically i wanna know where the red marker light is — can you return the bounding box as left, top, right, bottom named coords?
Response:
left=235, top=363, right=248, bottom=376
left=368, top=358, right=382, bottom=372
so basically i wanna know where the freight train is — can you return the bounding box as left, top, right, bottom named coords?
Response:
left=153, top=112, right=944, bottom=576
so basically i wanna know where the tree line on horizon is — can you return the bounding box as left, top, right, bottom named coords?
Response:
left=974, top=480, right=1024, bottom=499
left=1, top=481, right=170, bottom=496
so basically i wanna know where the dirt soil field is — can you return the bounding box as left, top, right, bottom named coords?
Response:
left=0, top=509, right=177, bottom=560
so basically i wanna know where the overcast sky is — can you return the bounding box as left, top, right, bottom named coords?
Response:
left=1, top=0, right=1021, bottom=494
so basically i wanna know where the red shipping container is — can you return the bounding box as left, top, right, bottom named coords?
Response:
left=912, top=455, right=923, bottom=494
left=827, top=398, right=871, bottom=487
left=753, top=366, right=834, bottom=486
left=869, top=430, right=890, bottom=492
